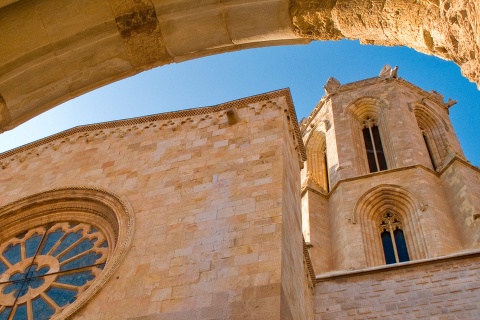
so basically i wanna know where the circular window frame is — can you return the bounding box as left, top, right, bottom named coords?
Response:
left=0, top=186, right=135, bottom=319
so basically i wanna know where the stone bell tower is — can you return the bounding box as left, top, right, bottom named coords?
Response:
left=301, top=66, right=480, bottom=318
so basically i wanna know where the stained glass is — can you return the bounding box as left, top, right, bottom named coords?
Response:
left=0, top=223, right=109, bottom=319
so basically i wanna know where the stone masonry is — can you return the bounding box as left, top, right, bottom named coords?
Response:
left=0, top=90, right=313, bottom=319
left=302, top=70, right=480, bottom=319
left=0, top=72, right=479, bottom=319
left=0, top=1, right=479, bottom=132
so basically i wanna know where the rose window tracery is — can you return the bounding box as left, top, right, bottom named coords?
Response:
left=0, top=222, right=109, bottom=320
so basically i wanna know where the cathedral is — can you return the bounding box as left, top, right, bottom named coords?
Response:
left=0, top=67, right=479, bottom=319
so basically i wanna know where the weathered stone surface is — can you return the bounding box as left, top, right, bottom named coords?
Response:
left=314, top=254, right=480, bottom=319
left=0, top=72, right=479, bottom=318
left=0, top=0, right=479, bottom=132
left=291, top=0, right=480, bottom=90
left=301, top=72, right=480, bottom=319
left=0, top=90, right=311, bottom=319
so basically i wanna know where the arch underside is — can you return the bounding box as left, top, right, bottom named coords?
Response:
left=0, top=0, right=478, bottom=132
left=355, top=184, right=428, bottom=267
left=305, top=129, right=328, bottom=192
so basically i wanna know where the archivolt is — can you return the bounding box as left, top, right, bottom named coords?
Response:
left=413, top=103, right=450, bottom=169
left=353, top=184, right=428, bottom=267
left=305, top=128, right=328, bottom=192
left=346, top=96, right=389, bottom=123
left=346, top=96, right=396, bottom=173
left=0, top=186, right=135, bottom=319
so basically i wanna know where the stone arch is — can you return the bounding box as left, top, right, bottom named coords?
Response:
left=305, top=127, right=329, bottom=192
left=0, top=0, right=478, bottom=132
left=413, top=103, right=449, bottom=169
left=353, top=184, right=428, bottom=267
left=0, top=186, right=135, bottom=319
left=346, top=96, right=388, bottom=123
left=346, top=96, right=396, bottom=173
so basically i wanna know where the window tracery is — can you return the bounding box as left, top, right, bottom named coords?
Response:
left=346, top=96, right=393, bottom=175
left=362, top=117, right=387, bottom=173
left=0, top=187, right=135, bottom=320
left=378, top=212, right=410, bottom=264
left=414, top=105, right=449, bottom=170
left=0, top=223, right=108, bottom=320
left=355, top=185, right=428, bottom=268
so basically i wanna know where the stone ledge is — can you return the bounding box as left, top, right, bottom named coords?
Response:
left=315, top=249, right=480, bottom=283
left=0, top=89, right=306, bottom=164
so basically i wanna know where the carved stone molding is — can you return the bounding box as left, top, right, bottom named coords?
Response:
left=0, top=90, right=307, bottom=169
left=0, top=186, right=135, bottom=319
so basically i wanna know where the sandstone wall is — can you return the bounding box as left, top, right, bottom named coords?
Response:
left=327, top=167, right=462, bottom=271
left=301, top=190, right=331, bottom=274
left=280, top=109, right=314, bottom=320
left=1, top=0, right=480, bottom=132
left=314, top=253, right=480, bottom=319
left=440, top=160, right=480, bottom=248
left=0, top=92, right=309, bottom=319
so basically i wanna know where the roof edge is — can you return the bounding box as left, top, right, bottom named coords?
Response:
left=0, top=89, right=307, bottom=163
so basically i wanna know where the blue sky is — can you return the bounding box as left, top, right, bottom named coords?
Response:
left=0, top=40, right=478, bottom=166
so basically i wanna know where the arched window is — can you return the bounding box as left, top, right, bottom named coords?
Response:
left=362, top=117, right=387, bottom=173
left=356, top=185, right=428, bottom=268
left=414, top=105, right=449, bottom=171
left=421, top=129, right=437, bottom=170
left=347, top=97, right=394, bottom=175
left=379, top=212, right=410, bottom=264
left=322, top=146, right=329, bottom=192
left=305, top=130, right=329, bottom=193
left=0, top=187, right=135, bottom=319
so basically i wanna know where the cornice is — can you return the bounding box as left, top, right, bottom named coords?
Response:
left=0, top=89, right=306, bottom=168
left=301, top=157, right=478, bottom=201
left=335, top=77, right=449, bottom=107
left=300, top=76, right=452, bottom=131
left=315, top=249, right=480, bottom=283
left=438, top=155, right=480, bottom=175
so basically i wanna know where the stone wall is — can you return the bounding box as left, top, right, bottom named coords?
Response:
left=280, top=108, right=314, bottom=320
left=0, top=91, right=310, bottom=319
left=291, top=0, right=480, bottom=88
left=440, top=159, right=480, bottom=248
left=314, top=252, right=480, bottom=319
left=325, top=166, right=463, bottom=271
left=302, top=190, right=331, bottom=274
left=1, top=0, right=480, bottom=132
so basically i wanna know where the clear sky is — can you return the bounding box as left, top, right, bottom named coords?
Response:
left=0, top=40, right=478, bottom=166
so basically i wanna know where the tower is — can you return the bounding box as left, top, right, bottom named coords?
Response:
left=301, top=66, right=480, bottom=318
left=0, top=67, right=479, bottom=319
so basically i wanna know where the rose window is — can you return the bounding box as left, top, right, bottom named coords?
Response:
left=0, top=222, right=109, bottom=319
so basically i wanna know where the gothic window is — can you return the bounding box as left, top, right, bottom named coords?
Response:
left=0, top=223, right=108, bottom=320
left=322, top=147, right=329, bottom=192
left=414, top=106, right=448, bottom=171
left=305, top=130, right=329, bottom=193
left=362, top=118, right=387, bottom=173
left=421, top=129, right=437, bottom=170
left=0, top=187, right=135, bottom=320
left=379, top=212, right=410, bottom=264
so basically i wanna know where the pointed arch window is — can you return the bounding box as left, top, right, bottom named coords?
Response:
left=421, top=129, right=437, bottom=170
left=414, top=105, right=449, bottom=171
left=362, top=118, right=387, bottom=173
left=322, top=146, right=329, bottom=192
left=305, top=131, right=329, bottom=193
left=379, top=212, right=410, bottom=264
